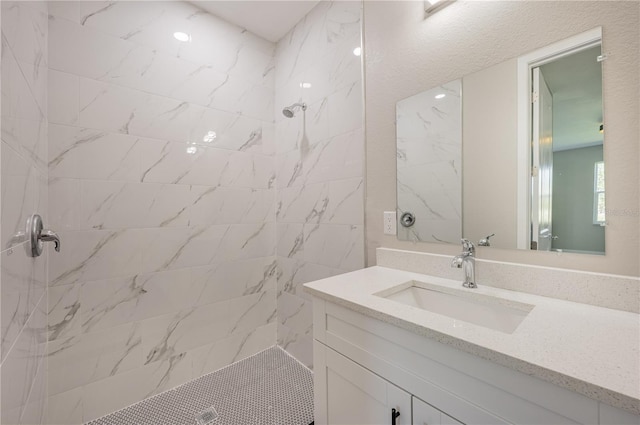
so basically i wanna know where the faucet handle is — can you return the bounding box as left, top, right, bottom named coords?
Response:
left=478, top=233, right=495, bottom=247
left=26, top=214, right=61, bottom=257
left=40, top=229, right=61, bottom=252
left=461, top=238, right=475, bottom=254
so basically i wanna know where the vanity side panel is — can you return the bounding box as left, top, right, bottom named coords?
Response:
left=313, top=298, right=327, bottom=343
left=314, top=340, right=328, bottom=425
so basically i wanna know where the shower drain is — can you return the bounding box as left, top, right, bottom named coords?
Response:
left=195, top=407, right=219, bottom=425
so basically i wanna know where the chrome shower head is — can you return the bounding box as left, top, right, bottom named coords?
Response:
left=282, top=108, right=295, bottom=118
left=282, top=102, right=307, bottom=118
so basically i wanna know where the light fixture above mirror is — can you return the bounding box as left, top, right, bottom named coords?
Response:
left=425, top=0, right=455, bottom=17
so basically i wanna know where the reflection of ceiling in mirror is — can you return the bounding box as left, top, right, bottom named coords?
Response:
left=539, top=46, right=603, bottom=152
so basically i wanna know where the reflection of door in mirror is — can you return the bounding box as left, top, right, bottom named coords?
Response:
left=528, top=43, right=605, bottom=254
left=545, top=46, right=605, bottom=254
left=515, top=28, right=605, bottom=255
left=531, top=68, right=554, bottom=251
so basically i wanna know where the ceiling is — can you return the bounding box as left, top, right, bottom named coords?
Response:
left=192, top=1, right=321, bottom=43
left=539, top=46, right=603, bottom=152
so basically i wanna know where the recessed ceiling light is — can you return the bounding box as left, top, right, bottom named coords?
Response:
left=435, top=94, right=446, bottom=99
left=299, top=82, right=312, bottom=89
left=173, top=32, right=191, bottom=42
left=186, top=145, right=198, bottom=155
left=203, top=131, right=217, bottom=143
left=353, top=47, right=362, bottom=57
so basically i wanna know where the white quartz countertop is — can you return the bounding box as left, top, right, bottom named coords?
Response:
left=304, top=266, right=640, bottom=414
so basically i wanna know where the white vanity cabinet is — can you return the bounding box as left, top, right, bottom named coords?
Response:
left=312, top=297, right=639, bottom=425
left=315, top=343, right=411, bottom=425
left=315, top=339, right=466, bottom=425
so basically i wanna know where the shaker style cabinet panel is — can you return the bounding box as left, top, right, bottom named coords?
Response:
left=413, top=397, right=463, bottom=425
left=315, top=341, right=412, bottom=425
left=316, top=341, right=468, bottom=425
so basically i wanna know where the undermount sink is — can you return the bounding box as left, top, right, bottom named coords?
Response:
left=375, top=281, right=534, bottom=334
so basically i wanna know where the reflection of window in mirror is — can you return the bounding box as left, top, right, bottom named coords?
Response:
left=593, top=161, right=605, bottom=225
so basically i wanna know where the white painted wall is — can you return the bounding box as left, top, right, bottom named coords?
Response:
left=363, top=1, right=639, bottom=276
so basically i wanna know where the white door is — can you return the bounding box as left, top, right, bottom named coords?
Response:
left=315, top=341, right=411, bottom=425
left=531, top=67, right=554, bottom=251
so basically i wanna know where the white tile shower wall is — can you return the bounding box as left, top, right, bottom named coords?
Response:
left=46, top=2, right=277, bottom=422
left=0, top=1, right=49, bottom=424
left=274, top=1, right=365, bottom=368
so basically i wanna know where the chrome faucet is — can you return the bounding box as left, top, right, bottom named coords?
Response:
left=478, top=233, right=494, bottom=247
left=451, top=239, right=476, bottom=288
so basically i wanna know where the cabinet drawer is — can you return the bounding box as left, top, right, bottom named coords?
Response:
left=413, top=396, right=463, bottom=425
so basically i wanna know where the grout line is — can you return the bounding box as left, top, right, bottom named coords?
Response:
left=275, top=344, right=314, bottom=374
left=0, top=291, right=47, bottom=368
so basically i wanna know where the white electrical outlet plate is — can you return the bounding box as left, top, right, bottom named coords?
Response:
left=383, top=211, right=397, bottom=235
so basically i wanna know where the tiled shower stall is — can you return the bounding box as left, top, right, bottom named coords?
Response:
left=0, top=1, right=364, bottom=424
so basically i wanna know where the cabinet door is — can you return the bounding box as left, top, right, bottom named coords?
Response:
left=441, top=413, right=464, bottom=425
left=413, top=397, right=464, bottom=425
left=315, top=341, right=411, bottom=425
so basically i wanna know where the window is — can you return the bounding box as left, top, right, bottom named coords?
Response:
left=593, top=161, right=605, bottom=225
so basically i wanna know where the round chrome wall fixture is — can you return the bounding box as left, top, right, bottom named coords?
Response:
left=400, top=212, right=416, bottom=228
left=26, top=214, right=61, bottom=257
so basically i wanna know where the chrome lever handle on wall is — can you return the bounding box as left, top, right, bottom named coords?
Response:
left=27, top=214, right=61, bottom=257
left=40, top=229, right=61, bottom=252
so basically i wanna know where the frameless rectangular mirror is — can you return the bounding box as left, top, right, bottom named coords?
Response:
left=396, top=28, right=605, bottom=255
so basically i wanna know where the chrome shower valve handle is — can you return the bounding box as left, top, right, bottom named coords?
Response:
left=40, top=229, right=61, bottom=252
left=27, top=214, right=61, bottom=257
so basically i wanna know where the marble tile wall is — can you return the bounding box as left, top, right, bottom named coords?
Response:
left=396, top=79, right=462, bottom=244
left=46, top=2, right=277, bottom=423
left=274, top=1, right=365, bottom=368
left=0, top=1, right=49, bottom=424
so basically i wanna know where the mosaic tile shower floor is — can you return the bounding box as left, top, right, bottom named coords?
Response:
left=87, top=347, right=314, bottom=425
